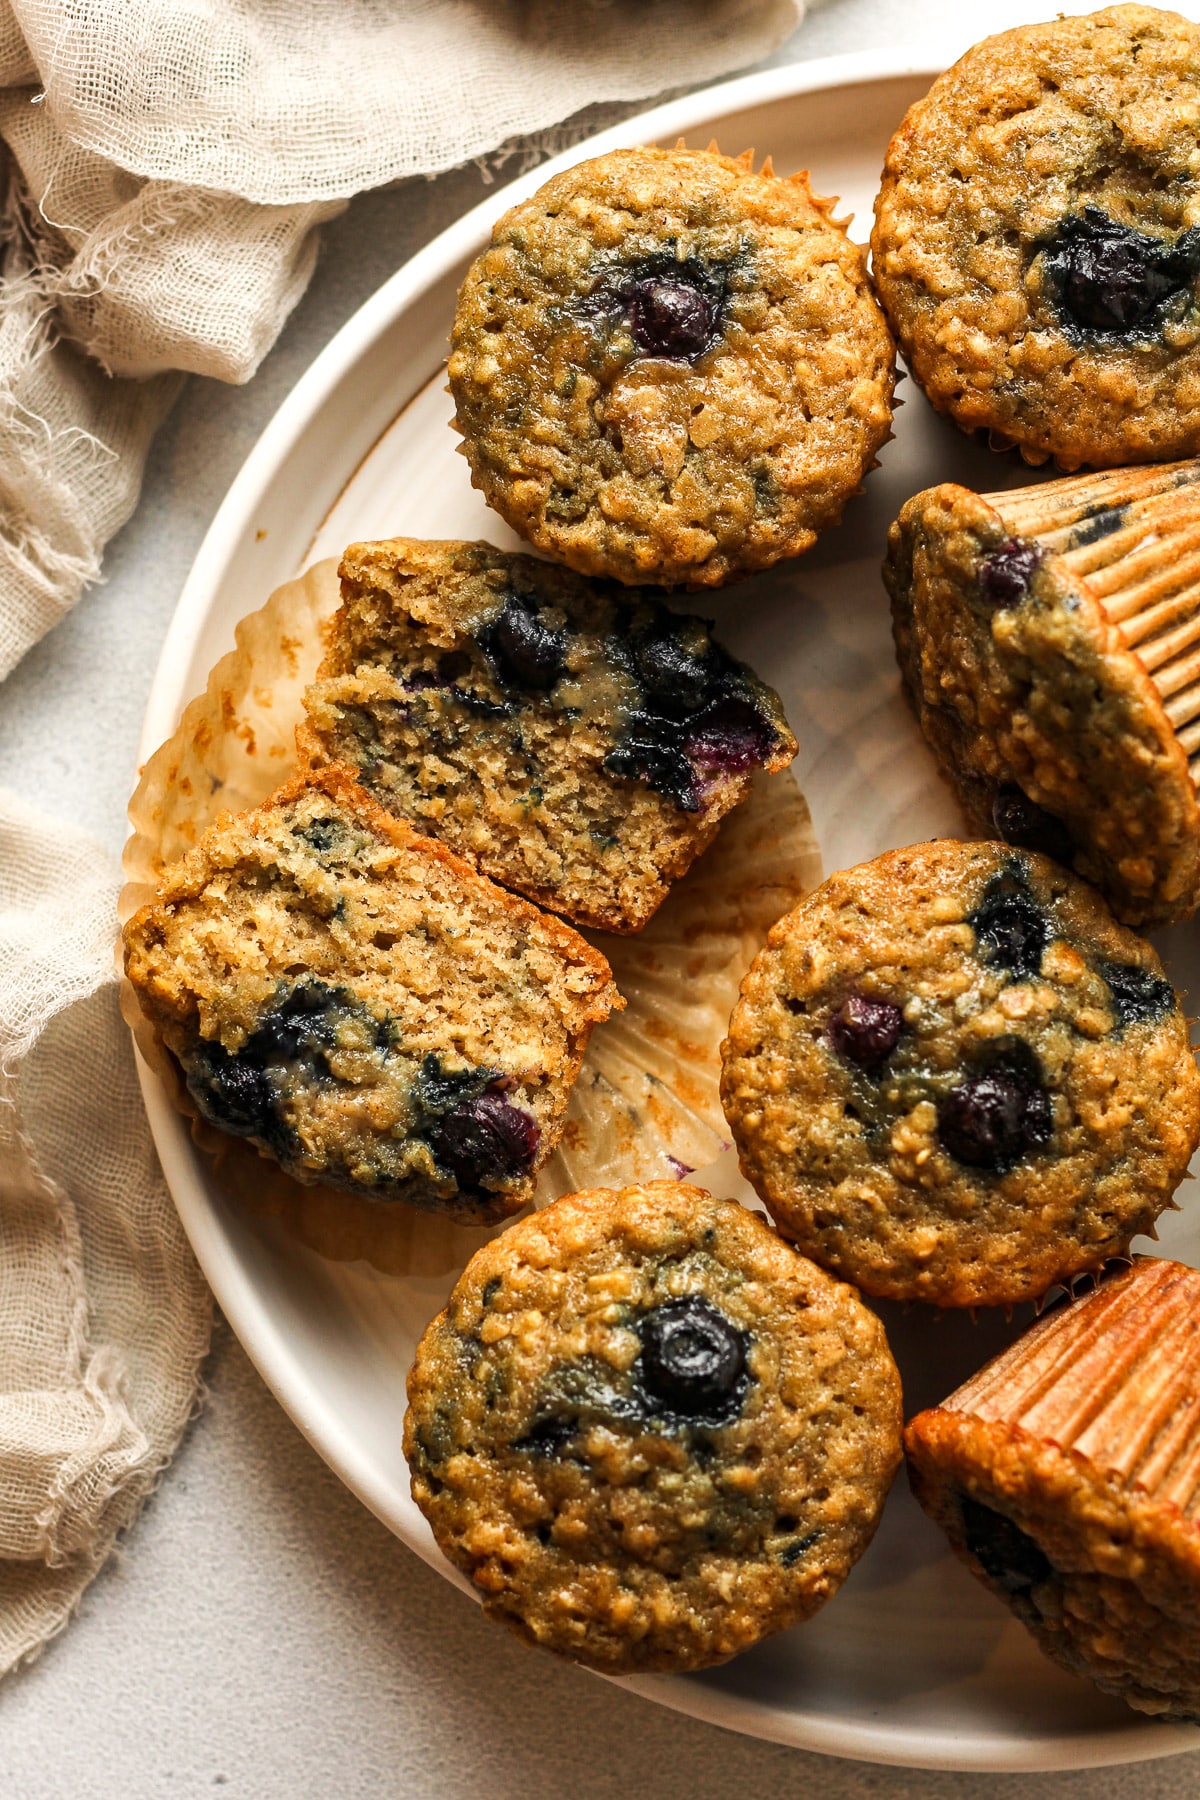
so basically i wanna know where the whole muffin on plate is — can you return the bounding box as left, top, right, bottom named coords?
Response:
left=720, top=840, right=1200, bottom=1309
left=872, top=6, right=1200, bottom=468
left=299, top=536, right=796, bottom=933
left=405, top=1181, right=902, bottom=1673
left=886, top=460, right=1200, bottom=928
left=449, top=144, right=895, bottom=587
left=907, top=1257, right=1200, bottom=1721
left=122, top=765, right=619, bottom=1224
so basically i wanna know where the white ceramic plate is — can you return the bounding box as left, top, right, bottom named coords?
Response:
left=133, top=52, right=1200, bottom=1772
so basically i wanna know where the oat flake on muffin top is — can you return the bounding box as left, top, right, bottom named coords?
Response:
left=450, top=145, right=895, bottom=587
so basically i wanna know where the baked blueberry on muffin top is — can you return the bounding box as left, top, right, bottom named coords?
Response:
left=872, top=6, right=1200, bottom=468
left=450, top=145, right=895, bottom=586
left=405, top=1182, right=902, bottom=1673
left=720, top=840, right=1200, bottom=1308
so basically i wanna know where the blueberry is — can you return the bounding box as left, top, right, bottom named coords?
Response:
left=636, top=1296, right=749, bottom=1425
left=827, top=994, right=903, bottom=1072
left=991, top=786, right=1073, bottom=866
left=250, top=981, right=341, bottom=1062
left=937, top=1047, right=1052, bottom=1171
left=1100, top=961, right=1175, bottom=1030
left=186, top=1040, right=279, bottom=1143
left=512, top=1414, right=580, bottom=1459
left=960, top=1494, right=1052, bottom=1595
left=414, top=1053, right=491, bottom=1115
left=607, top=615, right=776, bottom=808
left=1040, top=206, right=1200, bottom=339
left=634, top=632, right=711, bottom=712
left=605, top=693, right=775, bottom=809
left=296, top=817, right=343, bottom=857
left=604, top=724, right=700, bottom=812
left=429, top=1088, right=541, bottom=1188
left=1072, top=503, right=1129, bottom=548
left=969, top=878, right=1050, bottom=977
left=684, top=697, right=776, bottom=775
left=184, top=980, right=373, bottom=1157
left=487, top=597, right=565, bottom=691
left=184, top=1040, right=301, bottom=1163
left=979, top=540, right=1041, bottom=606
left=627, top=276, right=719, bottom=361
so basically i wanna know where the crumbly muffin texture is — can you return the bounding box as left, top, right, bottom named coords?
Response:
left=449, top=145, right=895, bottom=587
left=122, top=766, right=619, bottom=1224
left=907, top=1260, right=1200, bottom=1722
left=872, top=6, right=1200, bottom=468
left=720, top=840, right=1200, bottom=1308
left=886, top=477, right=1200, bottom=929
left=299, top=538, right=796, bottom=933
left=405, top=1182, right=902, bottom=1673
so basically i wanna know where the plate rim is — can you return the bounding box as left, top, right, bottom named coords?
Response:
left=130, top=48, right=1199, bottom=1774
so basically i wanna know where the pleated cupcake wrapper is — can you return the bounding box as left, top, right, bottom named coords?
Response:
left=947, top=1259, right=1200, bottom=1519
left=986, top=458, right=1200, bottom=783
left=120, top=556, right=821, bottom=1274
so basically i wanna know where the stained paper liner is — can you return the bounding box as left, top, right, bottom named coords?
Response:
left=991, top=458, right=1200, bottom=782
left=120, top=558, right=820, bottom=1275
left=945, top=1257, right=1200, bottom=1516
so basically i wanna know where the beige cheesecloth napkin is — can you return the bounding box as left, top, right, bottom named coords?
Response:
left=0, top=0, right=803, bottom=1674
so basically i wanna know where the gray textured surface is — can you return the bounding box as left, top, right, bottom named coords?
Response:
left=4, top=2, right=1200, bottom=1792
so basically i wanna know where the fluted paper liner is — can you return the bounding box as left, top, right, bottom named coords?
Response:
left=946, top=1258, right=1200, bottom=1518
left=121, top=557, right=820, bottom=1274
left=992, top=458, right=1200, bottom=783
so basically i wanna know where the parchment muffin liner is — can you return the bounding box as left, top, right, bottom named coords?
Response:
left=992, top=458, right=1200, bottom=782
left=120, top=556, right=820, bottom=1275
left=944, top=1257, right=1200, bottom=1511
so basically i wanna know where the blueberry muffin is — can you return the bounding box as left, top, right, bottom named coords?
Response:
left=886, top=461, right=1200, bottom=928
left=908, top=1257, right=1200, bottom=1721
left=299, top=538, right=797, bottom=933
left=449, top=145, right=895, bottom=587
left=720, top=840, right=1200, bottom=1309
left=122, top=765, right=619, bottom=1224
left=405, top=1181, right=902, bottom=1673
left=872, top=6, right=1200, bottom=469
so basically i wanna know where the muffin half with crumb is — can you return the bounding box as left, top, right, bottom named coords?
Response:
left=299, top=537, right=797, bottom=933
left=122, top=765, right=620, bottom=1223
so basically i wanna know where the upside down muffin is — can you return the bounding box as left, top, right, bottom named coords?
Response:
left=908, top=1257, right=1200, bottom=1721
